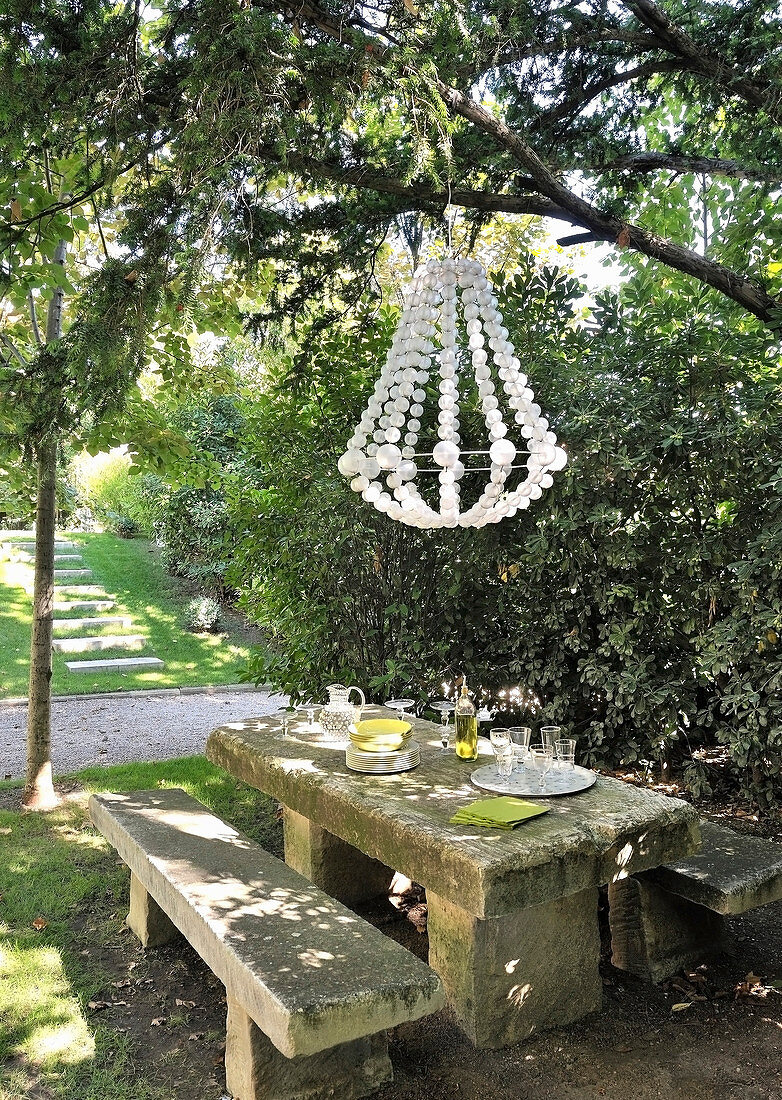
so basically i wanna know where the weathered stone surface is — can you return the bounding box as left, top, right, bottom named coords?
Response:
left=53, top=554, right=84, bottom=563
left=48, top=585, right=109, bottom=597
left=641, top=820, right=782, bottom=915
left=206, top=710, right=700, bottom=919
left=2, top=539, right=76, bottom=550
left=53, top=633, right=146, bottom=653
left=225, top=1000, right=392, bottom=1100
left=54, top=568, right=93, bottom=580
left=66, top=656, right=164, bottom=672
left=52, top=616, right=132, bottom=631
left=427, top=886, right=602, bottom=1047
left=89, top=789, right=444, bottom=1060
left=283, top=809, right=395, bottom=905
left=53, top=600, right=115, bottom=613
left=609, top=875, right=731, bottom=982
left=127, top=872, right=181, bottom=947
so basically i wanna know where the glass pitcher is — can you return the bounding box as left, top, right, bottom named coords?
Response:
left=319, top=684, right=365, bottom=738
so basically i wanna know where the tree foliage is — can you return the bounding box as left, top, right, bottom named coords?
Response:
left=226, top=260, right=782, bottom=805
left=4, top=0, right=781, bottom=333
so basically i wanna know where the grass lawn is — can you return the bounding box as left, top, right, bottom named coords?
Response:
left=0, top=757, right=281, bottom=1100
left=0, top=532, right=260, bottom=699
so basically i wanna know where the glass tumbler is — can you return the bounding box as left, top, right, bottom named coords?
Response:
left=492, top=743, right=515, bottom=779
left=540, top=726, right=562, bottom=753
left=555, top=738, right=576, bottom=770
left=508, top=726, right=532, bottom=771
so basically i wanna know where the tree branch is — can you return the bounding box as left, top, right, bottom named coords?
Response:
left=622, top=0, right=782, bottom=121
left=530, top=60, right=686, bottom=133
left=458, top=28, right=669, bottom=80
left=282, top=155, right=583, bottom=224
left=602, top=152, right=782, bottom=183
left=27, top=291, right=43, bottom=346
left=433, top=77, right=781, bottom=326
left=0, top=333, right=28, bottom=365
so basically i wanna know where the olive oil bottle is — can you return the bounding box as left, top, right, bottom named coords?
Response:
left=454, top=681, right=478, bottom=761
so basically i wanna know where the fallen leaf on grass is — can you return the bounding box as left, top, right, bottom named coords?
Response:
left=88, top=1001, right=111, bottom=1011
left=32, top=917, right=48, bottom=931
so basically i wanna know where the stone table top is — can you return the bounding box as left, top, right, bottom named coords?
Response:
left=206, top=710, right=700, bottom=919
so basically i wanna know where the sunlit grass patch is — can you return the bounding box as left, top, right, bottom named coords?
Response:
left=0, top=757, right=280, bottom=1099
left=0, top=532, right=258, bottom=698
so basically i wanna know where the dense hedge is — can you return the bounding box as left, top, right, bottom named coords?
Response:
left=226, top=261, right=782, bottom=806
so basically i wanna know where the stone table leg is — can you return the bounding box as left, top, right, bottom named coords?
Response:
left=282, top=807, right=395, bottom=906
left=426, top=887, right=602, bottom=1048
left=609, top=875, right=732, bottom=982
left=225, top=999, right=392, bottom=1100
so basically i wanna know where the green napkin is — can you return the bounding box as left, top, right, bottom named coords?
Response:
left=450, top=796, right=550, bottom=829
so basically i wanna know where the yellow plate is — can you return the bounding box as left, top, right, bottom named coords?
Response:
left=350, top=719, right=412, bottom=753
left=354, top=719, right=412, bottom=737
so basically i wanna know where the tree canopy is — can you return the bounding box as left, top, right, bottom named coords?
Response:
left=3, top=0, right=781, bottom=334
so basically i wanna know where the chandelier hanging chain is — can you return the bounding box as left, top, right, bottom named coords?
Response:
left=445, top=178, right=454, bottom=256
left=338, top=256, right=568, bottom=529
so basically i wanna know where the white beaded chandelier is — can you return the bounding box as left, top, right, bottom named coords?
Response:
left=338, top=256, right=568, bottom=529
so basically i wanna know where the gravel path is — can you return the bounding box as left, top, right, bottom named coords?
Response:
left=0, top=687, right=283, bottom=779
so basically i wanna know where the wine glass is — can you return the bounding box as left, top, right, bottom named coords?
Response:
left=530, top=745, right=554, bottom=792
left=277, top=705, right=296, bottom=737
left=385, top=697, right=416, bottom=722
left=296, top=702, right=320, bottom=731
left=489, top=727, right=511, bottom=749
left=430, top=699, right=456, bottom=753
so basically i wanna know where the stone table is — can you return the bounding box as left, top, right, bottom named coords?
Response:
left=206, top=710, right=700, bottom=1049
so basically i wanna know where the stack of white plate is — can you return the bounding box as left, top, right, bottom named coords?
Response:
left=346, top=741, right=420, bottom=774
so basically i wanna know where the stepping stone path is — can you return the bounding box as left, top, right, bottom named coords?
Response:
left=66, top=656, right=164, bottom=673
left=6, top=533, right=165, bottom=676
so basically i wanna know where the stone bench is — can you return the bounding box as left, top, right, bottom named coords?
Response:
left=89, top=789, right=444, bottom=1100
left=608, top=820, right=782, bottom=981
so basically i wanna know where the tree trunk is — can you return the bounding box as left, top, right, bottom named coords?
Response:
left=22, top=232, right=68, bottom=812
left=23, top=439, right=59, bottom=810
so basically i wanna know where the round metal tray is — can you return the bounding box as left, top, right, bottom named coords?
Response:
left=470, top=763, right=597, bottom=799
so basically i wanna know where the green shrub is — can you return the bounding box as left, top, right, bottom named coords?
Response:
left=104, top=512, right=139, bottom=538
left=67, top=449, right=161, bottom=535
left=185, top=595, right=222, bottom=632
left=226, top=261, right=782, bottom=806
left=155, top=395, right=245, bottom=597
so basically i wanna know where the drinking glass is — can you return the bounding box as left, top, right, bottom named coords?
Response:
left=296, top=702, right=320, bottom=731
left=277, top=705, right=296, bottom=737
left=508, top=726, right=532, bottom=771
left=430, top=699, right=456, bottom=753
left=492, top=743, right=515, bottom=778
left=540, top=726, right=562, bottom=754
left=386, top=698, right=416, bottom=722
left=489, top=727, right=512, bottom=749
left=530, top=745, right=554, bottom=791
left=555, top=738, right=576, bottom=771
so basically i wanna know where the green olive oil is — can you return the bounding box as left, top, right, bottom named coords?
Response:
left=454, top=682, right=478, bottom=760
